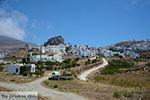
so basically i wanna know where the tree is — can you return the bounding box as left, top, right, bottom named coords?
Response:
left=75, top=57, right=79, bottom=61
left=63, top=59, right=71, bottom=64
left=45, top=61, right=54, bottom=66
left=34, top=70, right=41, bottom=77
left=92, top=59, right=97, bottom=63
left=65, top=47, right=71, bottom=53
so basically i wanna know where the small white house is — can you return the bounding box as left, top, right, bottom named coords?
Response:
left=5, top=64, right=35, bottom=75
left=5, top=64, right=21, bottom=75
left=52, top=71, right=61, bottom=77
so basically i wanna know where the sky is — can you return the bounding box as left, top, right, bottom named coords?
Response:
left=0, top=0, right=150, bottom=47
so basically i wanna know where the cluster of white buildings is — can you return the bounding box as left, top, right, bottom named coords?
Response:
left=25, top=43, right=98, bottom=57
left=99, top=49, right=125, bottom=58
left=0, top=53, right=9, bottom=58
left=130, top=42, right=150, bottom=51
left=65, top=43, right=98, bottom=57
left=99, top=48, right=140, bottom=58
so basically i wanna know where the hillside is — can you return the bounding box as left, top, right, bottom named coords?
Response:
left=114, top=40, right=149, bottom=46
left=0, top=35, right=33, bottom=53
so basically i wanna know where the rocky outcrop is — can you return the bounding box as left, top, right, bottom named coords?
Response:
left=44, top=36, right=65, bottom=46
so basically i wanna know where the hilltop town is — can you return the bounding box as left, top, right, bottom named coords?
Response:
left=0, top=35, right=150, bottom=100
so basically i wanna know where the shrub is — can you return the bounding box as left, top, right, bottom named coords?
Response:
left=10, top=79, right=15, bottom=82
left=92, top=59, right=97, bottom=63
left=54, top=84, right=58, bottom=88
left=23, top=71, right=28, bottom=76
left=142, top=94, right=150, bottom=100
left=123, top=92, right=133, bottom=98
left=0, top=66, right=4, bottom=71
left=146, top=63, right=150, bottom=67
left=34, top=70, right=41, bottom=76
left=75, top=57, right=79, bottom=61
left=113, top=91, right=122, bottom=98
left=44, top=81, right=49, bottom=85
left=29, top=72, right=34, bottom=77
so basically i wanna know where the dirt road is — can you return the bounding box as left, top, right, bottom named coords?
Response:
left=0, top=75, right=88, bottom=100
left=78, top=58, right=108, bottom=81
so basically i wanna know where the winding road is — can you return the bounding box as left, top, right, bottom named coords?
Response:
left=0, top=57, right=108, bottom=100
left=0, top=75, right=88, bottom=100
left=78, top=58, right=108, bottom=81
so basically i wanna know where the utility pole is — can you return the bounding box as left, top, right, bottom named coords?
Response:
left=40, top=45, right=42, bottom=72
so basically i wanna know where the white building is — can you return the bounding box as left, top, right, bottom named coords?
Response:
left=29, top=53, right=63, bottom=63
left=5, top=64, right=35, bottom=75
left=46, top=44, right=66, bottom=53
left=25, top=44, right=46, bottom=53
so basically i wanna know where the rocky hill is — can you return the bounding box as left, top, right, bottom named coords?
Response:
left=0, top=35, right=33, bottom=53
left=44, top=36, right=65, bottom=46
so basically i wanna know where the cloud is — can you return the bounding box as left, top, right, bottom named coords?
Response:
left=31, top=19, right=37, bottom=28
left=140, top=0, right=150, bottom=8
left=0, top=8, right=28, bottom=40
left=116, top=0, right=150, bottom=8
left=116, top=0, right=139, bottom=8
left=33, top=34, right=40, bottom=42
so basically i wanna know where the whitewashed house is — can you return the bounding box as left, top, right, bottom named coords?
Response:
left=29, top=52, right=63, bottom=63
left=46, top=44, right=66, bottom=53
left=5, top=64, right=35, bottom=75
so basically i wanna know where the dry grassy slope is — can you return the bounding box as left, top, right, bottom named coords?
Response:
left=0, top=35, right=34, bottom=53
left=115, top=41, right=149, bottom=46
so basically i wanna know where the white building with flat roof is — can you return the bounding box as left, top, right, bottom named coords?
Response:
left=29, top=52, right=63, bottom=63
left=46, top=44, right=66, bottom=53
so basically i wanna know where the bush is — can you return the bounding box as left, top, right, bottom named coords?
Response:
left=75, top=57, right=79, bottom=61
left=23, top=71, right=28, bottom=76
left=10, top=79, right=15, bottom=82
left=113, top=91, right=122, bottom=98
left=101, top=60, right=131, bottom=74
left=44, top=81, right=49, bottom=85
left=123, top=92, right=133, bottom=98
left=54, top=84, right=58, bottom=88
left=92, top=59, right=97, bottom=63
left=29, top=72, right=34, bottom=77
left=146, top=63, right=150, bottom=67
left=34, top=70, right=41, bottom=76
left=0, top=66, right=4, bottom=71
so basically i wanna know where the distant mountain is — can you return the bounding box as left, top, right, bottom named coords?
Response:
left=44, top=36, right=65, bottom=46
left=0, top=35, right=33, bottom=53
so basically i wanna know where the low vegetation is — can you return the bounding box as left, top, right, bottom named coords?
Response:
left=95, top=71, right=150, bottom=90
left=42, top=80, right=128, bottom=100
left=0, top=72, right=42, bottom=84
left=113, top=91, right=122, bottom=98
left=101, top=60, right=136, bottom=74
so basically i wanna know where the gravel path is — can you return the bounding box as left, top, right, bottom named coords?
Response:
left=0, top=75, right=88, bottom=100
left=78, top=58, right=108, bottom=81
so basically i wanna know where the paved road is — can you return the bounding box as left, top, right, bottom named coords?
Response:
left=0, top=75, right=88, bottom=100
left=78, top=58, right=108, bottom=81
